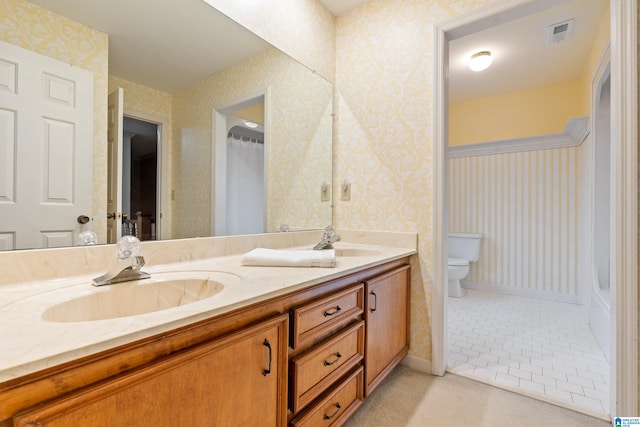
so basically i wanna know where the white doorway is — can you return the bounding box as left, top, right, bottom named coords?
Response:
left=121, top=116, right=160, bottom=241
left=107, top=87, right=167, bottom=243
left=213, top=92, right=267, bottom=236
left=432, top=0, right=637, bottom=420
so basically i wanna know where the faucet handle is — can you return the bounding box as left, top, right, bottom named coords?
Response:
left=117, top=235, right=141, bottom=260
left=131, top=256, right=145, bottom=269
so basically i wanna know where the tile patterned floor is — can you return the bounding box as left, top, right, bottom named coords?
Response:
left=447, top=289, right=610, bottom=416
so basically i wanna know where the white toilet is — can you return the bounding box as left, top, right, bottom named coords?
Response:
left=448, top=233, right=483, bottom=297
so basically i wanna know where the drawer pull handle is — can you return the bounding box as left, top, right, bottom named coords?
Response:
left=324, top=352, right=342, bottom=366
left=262, top=339, right=272, bottom=376
left=370, top=291, right=377, bottom=312
left=323, top=306, right=342, bottom=317
left=323, top=402, right=342, bottom=420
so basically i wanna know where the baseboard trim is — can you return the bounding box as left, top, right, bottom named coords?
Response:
left=461, top=280, right=580, bottom=304
left=400, top=354, right=432, bottom=374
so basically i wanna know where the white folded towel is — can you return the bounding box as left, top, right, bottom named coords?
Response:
left=241, top=248, right=336, bottom=268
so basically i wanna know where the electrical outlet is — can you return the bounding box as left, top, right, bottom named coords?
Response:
left=340, top=182, right=351, bottom=201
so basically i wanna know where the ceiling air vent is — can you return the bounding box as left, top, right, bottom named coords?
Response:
left=547, top=19, right=574, bottom=44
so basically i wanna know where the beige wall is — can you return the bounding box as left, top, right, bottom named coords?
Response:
left=0, top=0, right=109, bottom=242
left=449, top=79, right=586, bottom=146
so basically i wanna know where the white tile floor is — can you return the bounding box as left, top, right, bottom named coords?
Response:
left=447, top=289, right=610, bottom=416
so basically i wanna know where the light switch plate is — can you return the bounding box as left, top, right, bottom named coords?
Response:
left=321, top=183, right=330, bottom=202
left=340, top=183, right=351, bottom=201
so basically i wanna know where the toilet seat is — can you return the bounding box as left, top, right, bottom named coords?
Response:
left=448, top=257, right=469, bottom=267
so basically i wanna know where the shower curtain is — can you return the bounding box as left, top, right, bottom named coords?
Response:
left=226, top=135, right=265, bottom=235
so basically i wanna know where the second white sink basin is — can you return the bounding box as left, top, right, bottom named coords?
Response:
left=42, top=271, right=239, bottom=322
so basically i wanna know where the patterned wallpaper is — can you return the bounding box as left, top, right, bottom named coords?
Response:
left=0, top=0, right=109, bottom=243
left=449, top=147, right=581, bottom=300
left=171, top=47, right=333, bottom=238
left=107, top=75, right=174, bottom=238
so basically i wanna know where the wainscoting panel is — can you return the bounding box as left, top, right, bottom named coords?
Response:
left=448, top=147, right=580, bottom=297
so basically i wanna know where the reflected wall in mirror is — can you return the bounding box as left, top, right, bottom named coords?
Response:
left=0, top=0, right=333, bottom=250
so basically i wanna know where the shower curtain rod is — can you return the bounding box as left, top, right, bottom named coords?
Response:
left=227, top=131, right=264, bottom=144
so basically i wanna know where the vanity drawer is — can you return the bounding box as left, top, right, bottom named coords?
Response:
left=291, top=284, right=364, bottom=349
left=290, top=366, right=364, bottom=427
left=290, top=321, right=364, bottom=413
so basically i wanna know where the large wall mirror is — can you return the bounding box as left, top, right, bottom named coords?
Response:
left=0, top=0, right=333, bottom=251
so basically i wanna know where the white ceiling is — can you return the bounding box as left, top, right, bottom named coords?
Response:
left=28, top=0, right=272, bottom=93
left=449, top=0, right=607, bottom=102
left=319, top=0, right=371, bottom=16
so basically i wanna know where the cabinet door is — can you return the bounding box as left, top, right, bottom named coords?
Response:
left=364, top=265, right=410, bottom=396
left=14, top=314, right=288, bottom=427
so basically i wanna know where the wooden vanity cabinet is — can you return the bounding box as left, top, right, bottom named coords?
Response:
left=13, top=314, right=289, bottom=427
left=2, top=256, right=411, bottom=427
left=364, top=265, right=411, bottom=396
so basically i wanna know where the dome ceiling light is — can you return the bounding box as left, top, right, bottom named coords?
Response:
left=468, top=51, right=493, bottom=72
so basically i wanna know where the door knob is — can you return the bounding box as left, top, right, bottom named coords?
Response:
left=77, top=215, right=90, bottom=224
left=107, top=212, right=116, bottom=220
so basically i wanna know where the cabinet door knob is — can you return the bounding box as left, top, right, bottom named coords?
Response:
left=323, top=403, right=342, bottom=420
left=262, top=339, right=272, bottom=376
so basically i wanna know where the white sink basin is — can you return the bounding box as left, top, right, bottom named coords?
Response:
left=42, top=271, right=239, bottom=322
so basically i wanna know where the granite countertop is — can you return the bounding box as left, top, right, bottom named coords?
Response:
left=0, top=241, right=416, bottom=383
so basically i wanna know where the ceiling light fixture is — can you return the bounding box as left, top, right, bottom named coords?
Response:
left=244, top=120, right=258, bottom=128
left=468, top=51, right=492, bottom=72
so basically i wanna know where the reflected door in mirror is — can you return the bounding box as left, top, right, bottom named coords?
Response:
left=0, top=41, right=93, bottom=250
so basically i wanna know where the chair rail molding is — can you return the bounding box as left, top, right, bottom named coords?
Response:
left=447, top=117, right=589, bottom=159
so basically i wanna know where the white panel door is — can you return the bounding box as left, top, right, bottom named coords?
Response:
left=0, top=41, right=93, bottom=250
left=106, top=88, right=123, bottom=243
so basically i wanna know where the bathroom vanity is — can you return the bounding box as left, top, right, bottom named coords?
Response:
left=0, top=232, right=415, bottom=426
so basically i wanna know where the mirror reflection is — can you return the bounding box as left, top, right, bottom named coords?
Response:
left=0, top=0, right=333, bottom=250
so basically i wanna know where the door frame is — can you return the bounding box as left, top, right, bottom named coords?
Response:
left=431, top=0, right=637, bottom=417
left=123, top=109, right=169, bottom=241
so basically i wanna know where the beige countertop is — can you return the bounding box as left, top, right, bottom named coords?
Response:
left=0, top=238, right=416, bottom=383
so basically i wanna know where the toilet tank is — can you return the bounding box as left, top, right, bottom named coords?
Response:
left=448, top=233, right=483, bottom=262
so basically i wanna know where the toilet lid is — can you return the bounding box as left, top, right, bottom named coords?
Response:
left=448, top=257, right=469, bottom=267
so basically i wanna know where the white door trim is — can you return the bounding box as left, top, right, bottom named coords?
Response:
left=609, top=0, right=637, bottom=416
left=432, top=0, right=637, bottom=417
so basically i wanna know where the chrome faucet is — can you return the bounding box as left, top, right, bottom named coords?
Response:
left=92, top=236, right=150, bottom=286
left=313, top=225, right=341, bottom=250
